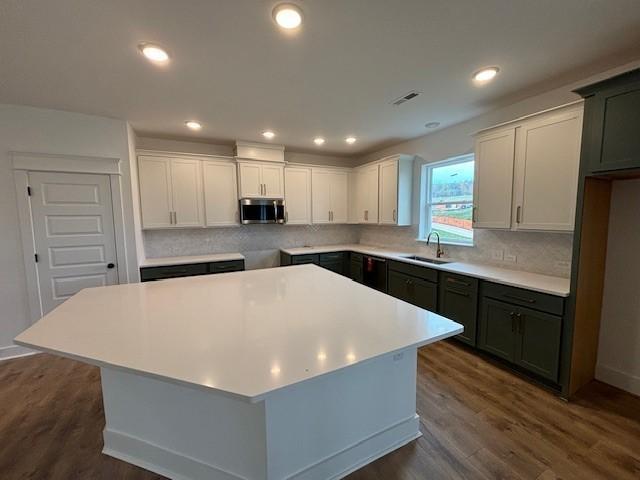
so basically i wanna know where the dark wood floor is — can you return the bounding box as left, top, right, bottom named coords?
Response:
left=1, top=341, right=639, bottom=480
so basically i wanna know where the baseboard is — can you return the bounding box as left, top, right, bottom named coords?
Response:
left=103, top=429, right=246, bottom=480
left=0, top=345, right=35, bottom=361
left=596, top=364, right=640, bottom=396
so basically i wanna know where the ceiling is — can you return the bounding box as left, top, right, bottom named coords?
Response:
left=1, top=0, right=640, bottom=155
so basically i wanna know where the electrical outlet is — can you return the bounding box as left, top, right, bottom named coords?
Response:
left=491, top=249, right=504, bottom=261
left=504, top=253, right=517, bottom=263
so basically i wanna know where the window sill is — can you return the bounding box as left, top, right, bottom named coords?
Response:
left=415, top=238, right=475, bottom=248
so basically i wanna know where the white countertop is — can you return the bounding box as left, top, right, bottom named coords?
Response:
left=15, top=265, right=462, bottom=402
left=140, top=253, right=244, bottom=268
left=281, top=244, right=570, bottom=297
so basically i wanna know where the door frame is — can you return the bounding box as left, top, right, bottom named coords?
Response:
left=12, top=151, right=129, bottom=323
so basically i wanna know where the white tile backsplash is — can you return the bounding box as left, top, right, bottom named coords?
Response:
left=144, top=223, right=572, bottom=277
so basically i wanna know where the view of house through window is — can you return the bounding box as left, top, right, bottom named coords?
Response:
left=421, top=154, right=475, bottom=246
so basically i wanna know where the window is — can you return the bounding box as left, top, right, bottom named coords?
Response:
left=419, top=154, right=475, bottom=246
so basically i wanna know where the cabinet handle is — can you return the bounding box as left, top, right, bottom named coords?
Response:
left=174, top=211, right=177, bottom=225
left=169, top=211, right=173, bottom=225
left=503, top=293, right=536, bottom=304
left=472, top=206, right=477, bottom=223
left=285, top=211, right=288, bottom=223
left=517, top=313, right=523, bottom=334
left=451, top=290, right=470, bottom=298
left=447, top=277, right=471, bottom=287
left=516, top=206, right=522, bottom=224
left=510, top=312, right=516, bottom=333
left=393, top=209, right=397, bottom=222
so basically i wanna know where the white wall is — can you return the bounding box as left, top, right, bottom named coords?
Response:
left=596, top=179, right=640, bottom=396
left=0, top=104, right=139, bottom=359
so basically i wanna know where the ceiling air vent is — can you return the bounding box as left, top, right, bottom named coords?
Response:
left=391, top=90, right=421, bottom=106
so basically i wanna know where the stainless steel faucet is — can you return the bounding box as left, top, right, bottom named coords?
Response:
left=426, top=232, right=445, bottom=258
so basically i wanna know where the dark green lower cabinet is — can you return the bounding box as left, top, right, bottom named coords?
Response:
left=478, top=298, right=518, bottom=362
left=478, top=298, right=561, bottom=382
left=438, top=273, right=478, bottom=346
left=350, top=258, right=363, bottom=283
left=387, top=270, right=437, bottom=311
left=319, top=252, right=347, bottom=276
left=517, top=306, right=562, bottom=381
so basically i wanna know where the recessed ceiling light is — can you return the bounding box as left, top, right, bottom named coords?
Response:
left=345, top=136, right=357, bottom=145
left=185, top=120, right=202, bottom=131
left=313, top=137, right=325, bottom=146
left=425, top=122, right=441, bottom=129
left=273, top=3, right=303, bottom=29
left=138, top=43, right=170, bottom=63
left=472, top=67, right=500, bottom=83
left=262, top=130, right=276, bottom=139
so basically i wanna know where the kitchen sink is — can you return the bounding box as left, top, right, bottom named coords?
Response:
left=401, top=255, right=450, bottom=265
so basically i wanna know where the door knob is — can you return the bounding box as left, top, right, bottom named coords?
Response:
left=107, top=263, right=115, bottom=269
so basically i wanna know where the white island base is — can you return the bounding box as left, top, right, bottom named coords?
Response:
left=102, top=348, right=420, bottom=480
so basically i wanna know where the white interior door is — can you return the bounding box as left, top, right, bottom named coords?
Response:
left=284, top=167, right=311, bottom=224
left=28, top=171, right=119, bottom=315
left=203, top=161, right=239, bottom=226
left=379, top=159, right=398, bottom=224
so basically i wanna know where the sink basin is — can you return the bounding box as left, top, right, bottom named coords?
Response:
left=401, top=255, right=450, bottom=265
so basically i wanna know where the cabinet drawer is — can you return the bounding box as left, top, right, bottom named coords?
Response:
left=140, top=263, right=209, bottom=282
left=388, top=270, right=437, bottom=311
left=388, top=260, right=438, bottom=283
left=482, top=282, right=564, bottom=316
left=291, top=254, right=319, bottom=265
left=440, top=272, right=478, bottom=293
left=209, top=260, right=244, bottom=274
left=319, top=252, right=346, bottom=263
left=351, top=253, right=363, bottom=263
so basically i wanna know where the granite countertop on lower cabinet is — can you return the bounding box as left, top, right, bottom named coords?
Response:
left=280, top=244, right=570, bottom=297
left=140, top=253, right=245, bottom=268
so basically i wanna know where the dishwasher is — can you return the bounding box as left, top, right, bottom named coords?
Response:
left=362, top=255, right=387, bottom=292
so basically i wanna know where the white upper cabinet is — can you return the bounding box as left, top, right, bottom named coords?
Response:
left=473, top=102, right=583, bottom=232
left=355, top=164, right=379, bottom=223
left=238, top=161, right=284, bottom=199
left=473, top=128, right=516, bottom=229
left=138, top=155, right=203, bottom=229
left=284, top=167, right=311, bottom=225
left=311, top=169, right=349, bottom=224
left=378, top=155, right=413, bottom=225
left=512, top=107, right=583, bottom=231
left=202, top=160, right=239, bottom=227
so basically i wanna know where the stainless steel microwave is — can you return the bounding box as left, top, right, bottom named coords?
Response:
left=239, top=198, right=286, bottom=224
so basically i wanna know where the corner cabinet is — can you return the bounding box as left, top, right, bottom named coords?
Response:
left=238, top=161, right=284, bottom=199
left=473, top=103, right=583, bottom=232
left=378, top=155, right=414, bottom=226
left=311, top=169, right=349, bottom=224
left=138, top=155, right=203, bottom=229
left=284, top=167, right=312, bottom=224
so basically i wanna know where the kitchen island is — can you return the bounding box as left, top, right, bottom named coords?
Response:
left=15, top=265, right=462, bottom=480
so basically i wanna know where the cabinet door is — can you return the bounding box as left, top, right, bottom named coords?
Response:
left=138, top=156, right=173, bottom=228
left=262, top=164, right=285, bottom=198
left=350, top=259, right=363, bottom=283
left=355, top=166, right=377, bottom=223
left=170, top=159, right=203, bottom=227
left=473, top=128, right=515, bottom=229
left=203, top=161, right=238, bottom=226
left=284, top=168, right=311, bottom=224
left=379, top=159, right=398, bottom=224
left=513, top=108, right=582, bottom=231
left=238, top=163, right=263, bottom=198
left=478, top=298, right=517, bottom=362
left=515, top=307, right=562, bottom=382
left=311, top=170, right=332, bottom=224
left=439, top=282, right=478, bottom=346
left=589, top=82, right=640, bottom=173
left=329, top=171, right=349, bottom=223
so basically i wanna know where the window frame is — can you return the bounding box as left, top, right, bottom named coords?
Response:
left=418, top=153, right=475, bottom=247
